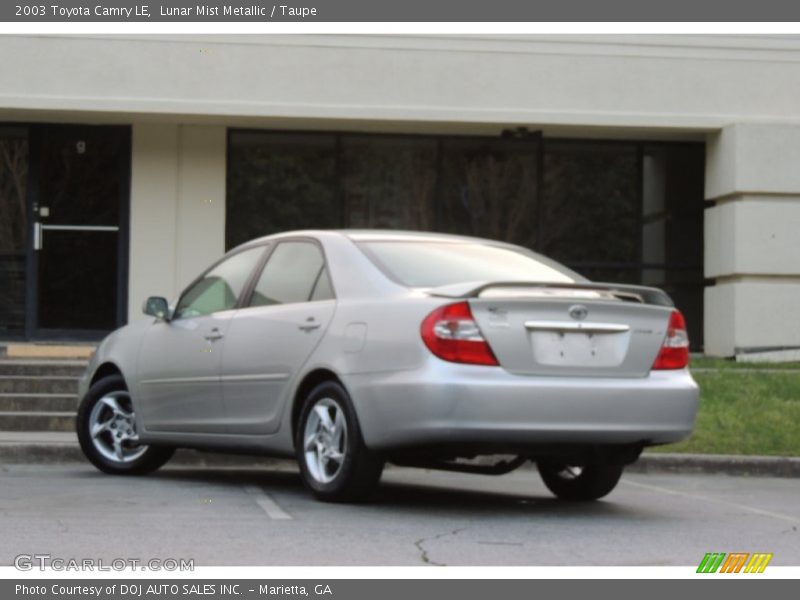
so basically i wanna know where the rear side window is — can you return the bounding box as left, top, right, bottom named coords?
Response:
left=357, top=241, right=581, bottom=288
left=249, top=241, right=334, bottom=306
left=310, top=268, right=334, bottom=302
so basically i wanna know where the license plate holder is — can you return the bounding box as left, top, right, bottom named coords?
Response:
left=530, top=329, right=627, bottom=367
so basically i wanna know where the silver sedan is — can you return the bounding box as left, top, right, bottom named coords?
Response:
left=77, top=230, right=699, bottom=502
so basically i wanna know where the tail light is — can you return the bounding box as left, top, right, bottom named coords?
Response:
left=652, top=310, right=690, bottom=370
left=421, top=301, right=499, bottom=366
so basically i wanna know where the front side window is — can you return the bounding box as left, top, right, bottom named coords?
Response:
left=250, top=241, right=333, bottom=307
left=174, top=246, right=265, bottom=319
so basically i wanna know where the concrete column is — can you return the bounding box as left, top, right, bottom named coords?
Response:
left=174, top=125, right=227, bottom=291
left=128, top=123, right=180, bottom=321
left=704, top=123, right=800, bottom=358
left=128, top=123, right=226, bottom=322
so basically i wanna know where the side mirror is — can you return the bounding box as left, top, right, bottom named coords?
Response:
left=143, top=296, right=170, bottom=321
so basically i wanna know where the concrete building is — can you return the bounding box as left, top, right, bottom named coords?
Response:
left=1, top=34, right=799, bottom=358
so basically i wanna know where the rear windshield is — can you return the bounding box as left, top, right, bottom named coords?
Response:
left=357, top=241, right=583, bottom=288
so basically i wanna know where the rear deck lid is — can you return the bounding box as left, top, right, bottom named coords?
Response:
left=434, top=283, right=673, bottom=378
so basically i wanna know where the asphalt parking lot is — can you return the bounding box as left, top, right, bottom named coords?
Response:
left=0, top=463, right=798, bottom=566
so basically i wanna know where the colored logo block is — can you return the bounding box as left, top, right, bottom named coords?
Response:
left=697, top=552, right=773, bottom=573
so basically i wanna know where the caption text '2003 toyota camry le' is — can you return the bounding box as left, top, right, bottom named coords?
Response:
left=77, top=230, right=699, bottom=502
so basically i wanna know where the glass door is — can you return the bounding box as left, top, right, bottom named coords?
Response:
left=30, top=125, right=130, bottom=338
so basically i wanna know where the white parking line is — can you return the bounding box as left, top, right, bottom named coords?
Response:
left=244, top=485, right=293, bottom=520
left=621, top=478, right=800, bottom=524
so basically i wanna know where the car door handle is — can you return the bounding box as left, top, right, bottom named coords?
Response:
left=204, top=328, right=224, bottom=341
left=298, top=319, right=321, bottom=333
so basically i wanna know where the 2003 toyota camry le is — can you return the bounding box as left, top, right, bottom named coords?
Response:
left=77, top=230, right=699, bottom=502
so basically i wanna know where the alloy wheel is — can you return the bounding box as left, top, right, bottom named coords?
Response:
left=87, top=390, right=148, bottom=463
left=302, top=398, right=348, bottom=484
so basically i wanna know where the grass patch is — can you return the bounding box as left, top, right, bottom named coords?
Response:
left=649, top=368, right=800, bottom=456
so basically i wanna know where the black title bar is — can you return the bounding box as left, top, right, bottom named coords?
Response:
left=5, top=0, right=800, bottom=22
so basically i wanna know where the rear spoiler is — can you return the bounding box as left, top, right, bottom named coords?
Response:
left=426, top=281, right=674, bottom=307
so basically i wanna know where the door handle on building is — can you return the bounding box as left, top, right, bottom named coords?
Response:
left=33, top=222, right=42, bottom=250
left=32, top=222, right=119, bottom=251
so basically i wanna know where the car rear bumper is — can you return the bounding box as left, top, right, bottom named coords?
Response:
left=344, top=364, right=699, bottom=452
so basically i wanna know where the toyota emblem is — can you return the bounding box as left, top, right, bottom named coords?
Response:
left=568, top=305, right=589, bottom=321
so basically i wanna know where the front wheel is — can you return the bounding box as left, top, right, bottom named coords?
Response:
left=295, top=381, right=384, bottom=502
left=537, top=461, right=624, bottom=501
left=77, top=375, right=174, bottom=475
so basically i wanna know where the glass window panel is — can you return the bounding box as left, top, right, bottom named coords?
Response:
left=226, top=132, right=338, bottom=249
left=224, top=131, right=705, bottom=349
left=250, top=241, right=326, bottom=306
left=38, top=127, right=124, bottom=226
left=342, top=137, right=437, bottom=230
left=310, top=267, right=334, bottom=302
left=0, top=128, right=28, bottom=336
left=541, top=141, right=639, bottom=265
left=37, top=230, right=117, bottom=330
left=572, top=267, right=640, bottom=285
left=439, top=138, right=540, bottom=248
left=175, top=246, right=265, bottom=319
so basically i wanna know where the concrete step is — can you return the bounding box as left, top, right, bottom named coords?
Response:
left=0, top=411, right=75, bottom=432
left=0, top=360, right=87, bottom=378
left=0, top=376, right=79, bottom=395
left=0, top=357, right=84, bottom=439
left=0, top=344, right=95, bottom=360
left=0, top=393, right=78, bottom=412
left=0, top=431, right=84, bottom=463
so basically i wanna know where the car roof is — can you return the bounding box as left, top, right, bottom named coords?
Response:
left=340, top=229, right=498, bottom=243
left=241, top=229, right=499, bottom=246
left=230, top=229, right=588, bottom=286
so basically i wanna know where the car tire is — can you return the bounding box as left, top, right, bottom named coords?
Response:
left=295, top=380, right=384, bottom=502
left=537, top=461, right=624, bottom=501
left=76, top=374, right=174, bottom=475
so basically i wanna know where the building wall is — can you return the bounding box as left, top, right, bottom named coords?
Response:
left=2, top=35, right=800, bottom=133
left=129, top=124, right=178, bottom=314
left=129, top=124, right=225, bottom=314
left=704, top=123, right=800, bottom=356
left=4, top=35, right=800, bottom=354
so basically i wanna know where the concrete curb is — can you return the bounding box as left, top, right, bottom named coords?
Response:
left=630, top=453, right=800, bottom=478
left=0, top=443, right=797, bottom=477
left=0, top=444, right=291, bottom=468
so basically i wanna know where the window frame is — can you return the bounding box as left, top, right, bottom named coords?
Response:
left=239, top=236, right=337, bottom=310
left=172, top=242, right=271, bottom=321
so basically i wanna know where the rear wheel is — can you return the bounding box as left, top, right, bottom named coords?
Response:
left=537, top=461, right=624, bottom=501
left=77, top=375, right=174, bottom=475
left=295, top=381, right=384, bottom=502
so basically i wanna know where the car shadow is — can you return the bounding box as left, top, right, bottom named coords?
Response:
left=143, top=465, right=654, bottom=520
left=374, top=480, right=627, bottom=517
